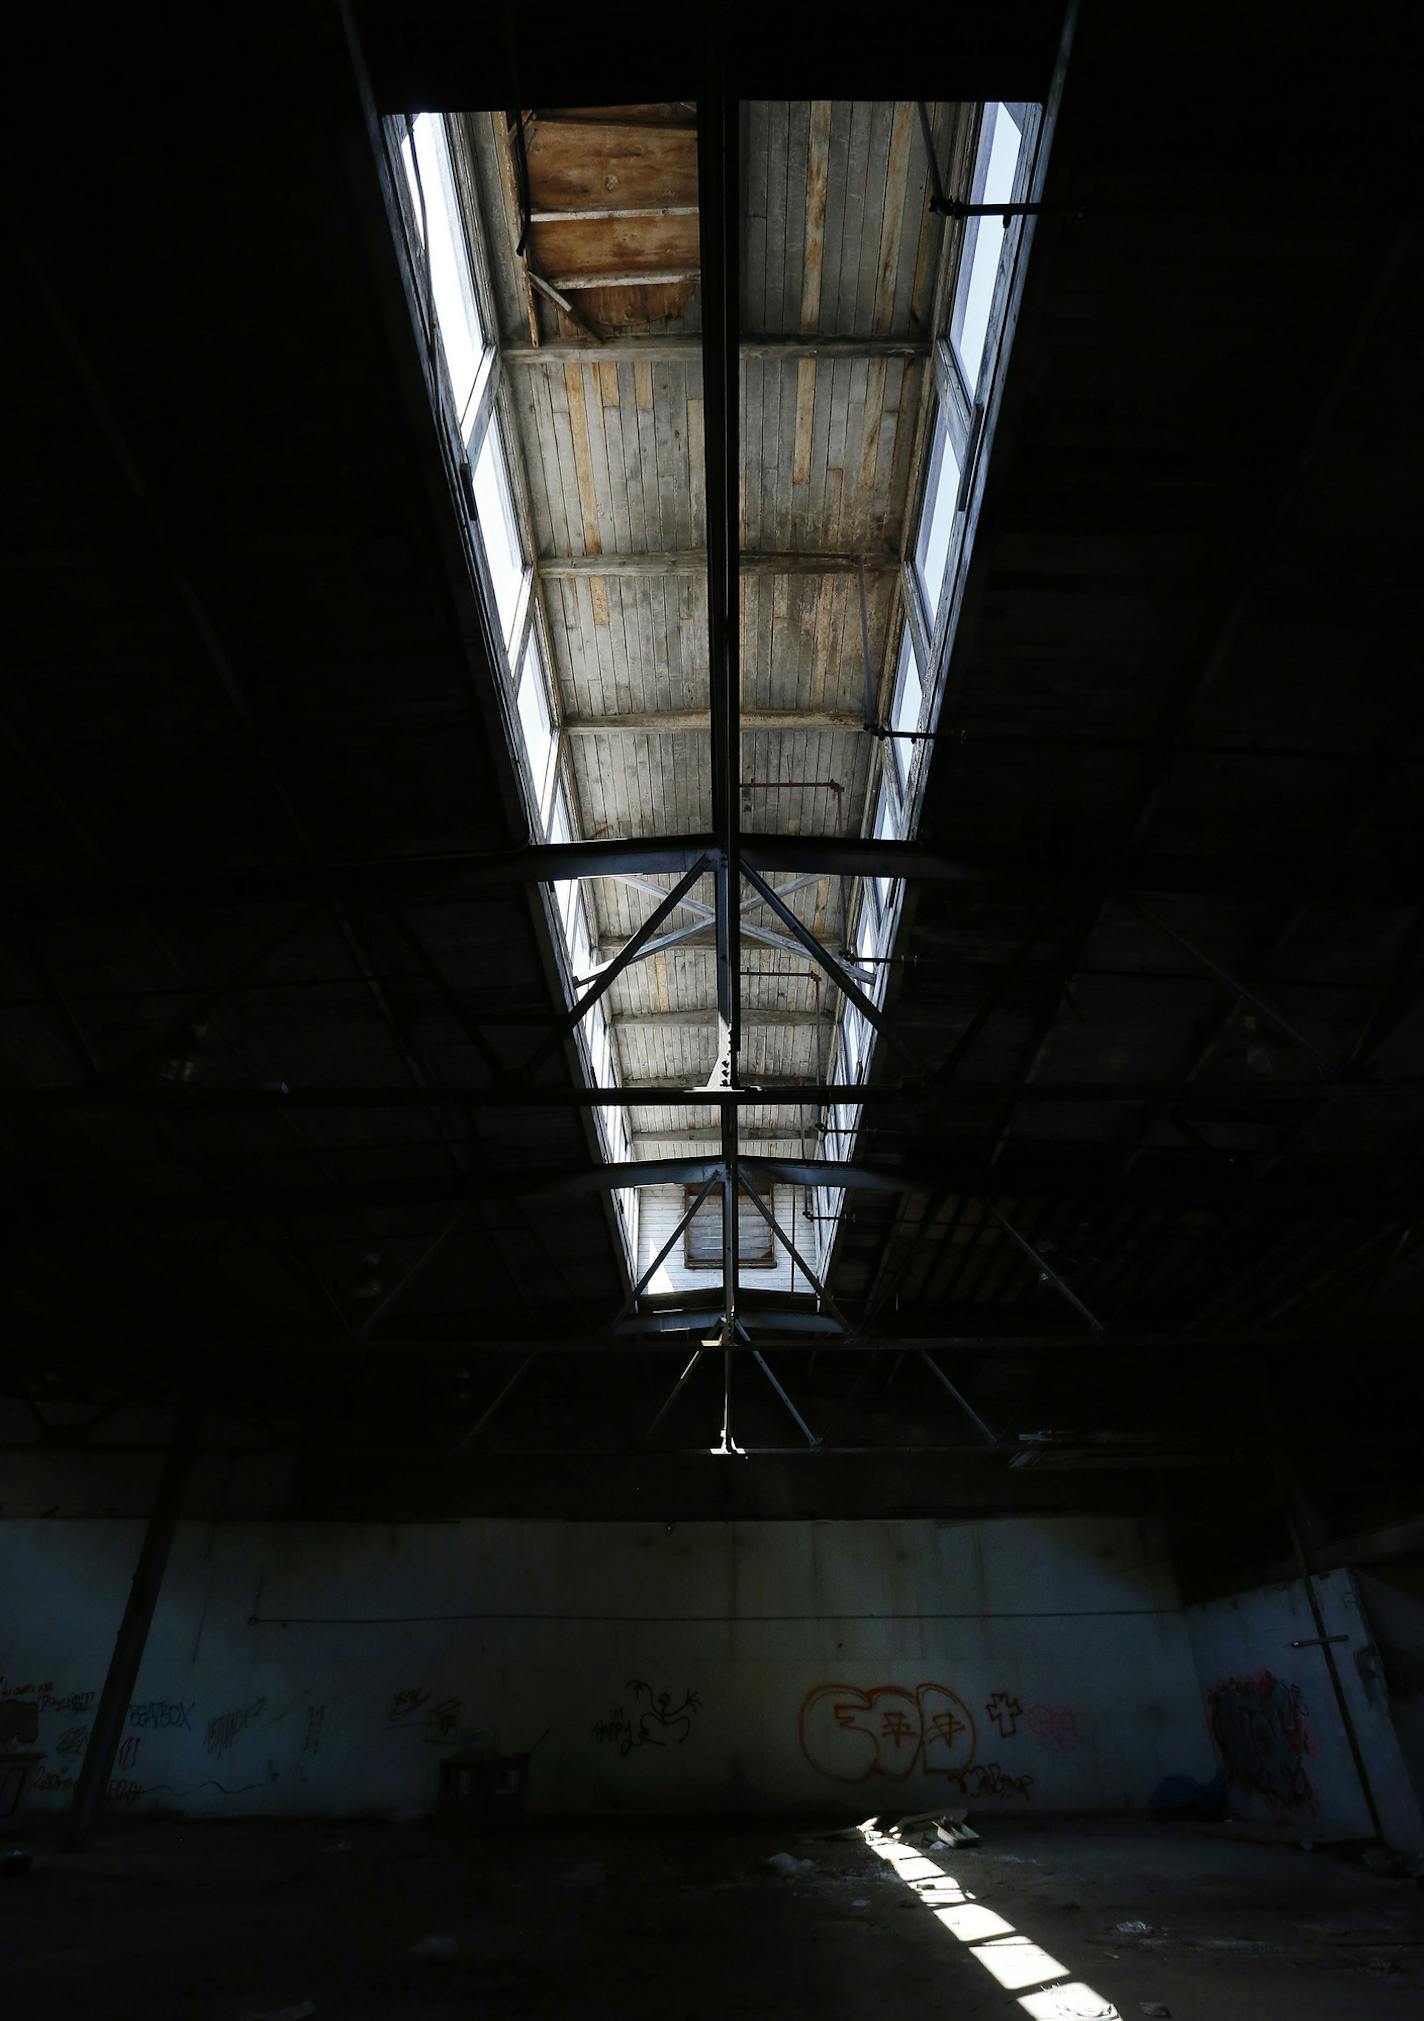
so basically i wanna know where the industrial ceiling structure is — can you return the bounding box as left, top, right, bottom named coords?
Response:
left=5, top=4, right=1421, bottom=1536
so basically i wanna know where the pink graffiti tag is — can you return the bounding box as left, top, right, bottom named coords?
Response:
left=1025, top=1703, right=1085, bottom=1750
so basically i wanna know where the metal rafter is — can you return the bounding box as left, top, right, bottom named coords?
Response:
left=523, top=856, right=711, bottom=1073
left=741, top=864, right=924, bottom=1072
left=697, top=34, right=742, bottom=1353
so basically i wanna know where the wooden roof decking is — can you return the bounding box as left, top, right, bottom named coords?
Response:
left=472, top=102, right=960, bottom=1133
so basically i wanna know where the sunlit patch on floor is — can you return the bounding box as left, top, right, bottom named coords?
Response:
left=860, top=1824, right=1122, bottom=2019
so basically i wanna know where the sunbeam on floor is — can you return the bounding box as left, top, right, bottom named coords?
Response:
left=861, top=1824, right=1121, bottom=2020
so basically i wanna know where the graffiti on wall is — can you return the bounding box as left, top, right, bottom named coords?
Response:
left=799, top=1683, right=980, bottom=1785
left=32, top=1766, right=145, bottom=1805
left=986, top=1691, right=1023, bottom=1737
left=205, top=1698, right=266, bottom=1756
left=387, top=1687, right=462, bottom=1745
left=799, top=1681, right=1035, bottom=1798
left=1207, top=1671, right=1317, bottom=1813
left=593, top=1681, right=703, bottom=1756
left=1024, top=1702, right=1086, bottom=1750
left=129, top=1699, right=194, bottom=1732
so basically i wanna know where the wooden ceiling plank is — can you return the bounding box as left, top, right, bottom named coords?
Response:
left=531, top=211, right=702, bottom=285
left=525, top=118, right=699, bottom=212
left=491, top=112, right=542, bottom=346
left=536, top=550, right=897, bottom=577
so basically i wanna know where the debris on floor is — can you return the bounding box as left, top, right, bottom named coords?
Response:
left=766, top=1852, right=815, bottom=1878
left=889, top=1808, right=944, bottom=1835
left=1116, top=1920, right=1154, bottom=1935
left=884, top=1807, right=980, bottom=1848
left=409, top=1936, right=457, bottom=1962
left=1140, top=2005, right=1172, bottom=2017
left=10, top=1814, right=1424, bottom=2020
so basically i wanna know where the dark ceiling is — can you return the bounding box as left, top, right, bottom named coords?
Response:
left=4, top=4, right=1421, bottom=1525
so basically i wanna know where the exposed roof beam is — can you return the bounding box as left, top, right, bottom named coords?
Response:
left=632, top=1127, right=814, bottom=1145
left=613, top=1007, right=830, bottom=1030
left=504, top=335, right=930, bottom=362
left=582, top=868, right=830, bottom=978
left=538, top=551, right=898, bottom=578
left=6, top=1332, right=1362, bottom=1359
left=21, top=1076, right=1414, bottom=1114
left=544, top=267, right=700, bottom=290
left=21, top=1153, right=1421, bottom=1221
left=12, top=834, right=1422, bottom=918
left=564, top=708, right=864, bottom=735
left=528, top=206, right=700, bottom=223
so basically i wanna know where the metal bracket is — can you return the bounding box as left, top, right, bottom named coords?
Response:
left=1290, top=1635, right=1349, bottom=1649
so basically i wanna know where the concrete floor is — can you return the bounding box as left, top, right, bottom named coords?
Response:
left=4, top=1814, right=1422, bottom=2020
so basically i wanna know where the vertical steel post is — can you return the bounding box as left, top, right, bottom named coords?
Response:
left=66, top=1400, right=201, bottom=1851
left=698, top=27, right=741, bottom=1351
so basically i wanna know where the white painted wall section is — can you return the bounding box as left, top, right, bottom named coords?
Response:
left=1186, top=1570, right=1424, bottom=1851
left=1, top=1515, right=1214, bottom=1820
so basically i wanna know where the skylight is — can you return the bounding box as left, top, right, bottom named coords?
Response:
left=812, top=94, right=1043, bottom=1288
left=516, top=632, right=558, bottom=832
left=471, top=425, right=525, bottom=643
left=383, top=98, right=1047, bottom=1337
left=399, top=113, right=484, bottom=434
left=952, top=102, right=1024, bottom=392
left=916, top=409, right=962, bottom=623
left=889, top=630, right=923, bottom=801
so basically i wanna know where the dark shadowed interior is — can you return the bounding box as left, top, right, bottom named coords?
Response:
left=3, top=5, right=1422, bottom=2017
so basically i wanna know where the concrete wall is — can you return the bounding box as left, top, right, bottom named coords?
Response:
left=1, top=1514, right=1214, bottom=1820
left=1186, top=1569, right=1424, bottom=1851
left=1356, top=1564, right=1424, bottom=1840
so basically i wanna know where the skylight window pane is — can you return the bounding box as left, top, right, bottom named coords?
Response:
left=516, top=633, right=556, bottom=827
left=587, top=997, right=614, bottom=1087
left=549, top=788, right=574, bottom=901
left=566, top=887, right=591, bottom=984
left=915, top=409, right=961, bottom=622
left=952, top=103, right=1024, bottom=393
left=856, top=902, right=880, bottom=973
left=891, top=628, right=923, bottom=798
left=843, top=1007, right=867, bottom=1080
left=874, top=788, right=900, bottom=913
left=401, top=114, right=484, bottom=431
left=472, top=425, right=525, bottom=643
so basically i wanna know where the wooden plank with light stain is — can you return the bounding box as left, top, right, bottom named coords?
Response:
left=874, top=103, right=916, bottom=336
left=503, top=335, right=930, bottom=362
left=544, top=266, right=700, bottom=291
left=793, top=101, right=833, bottom=482
left=529, top=204, right=699, bottom=222
left=852, top=100, right=895, bottom=339
left=491, top=113, right=541, bottom=345
left=536, top=551, right=898, bottom=577
left=525, top=118, right=699, bottom=211
left=530, top=211, right=701, bottom=286
left=562, top=362, right=609, bottom=623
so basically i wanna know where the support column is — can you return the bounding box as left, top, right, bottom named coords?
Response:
left=66, top=1400, right=201, bottom=1851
